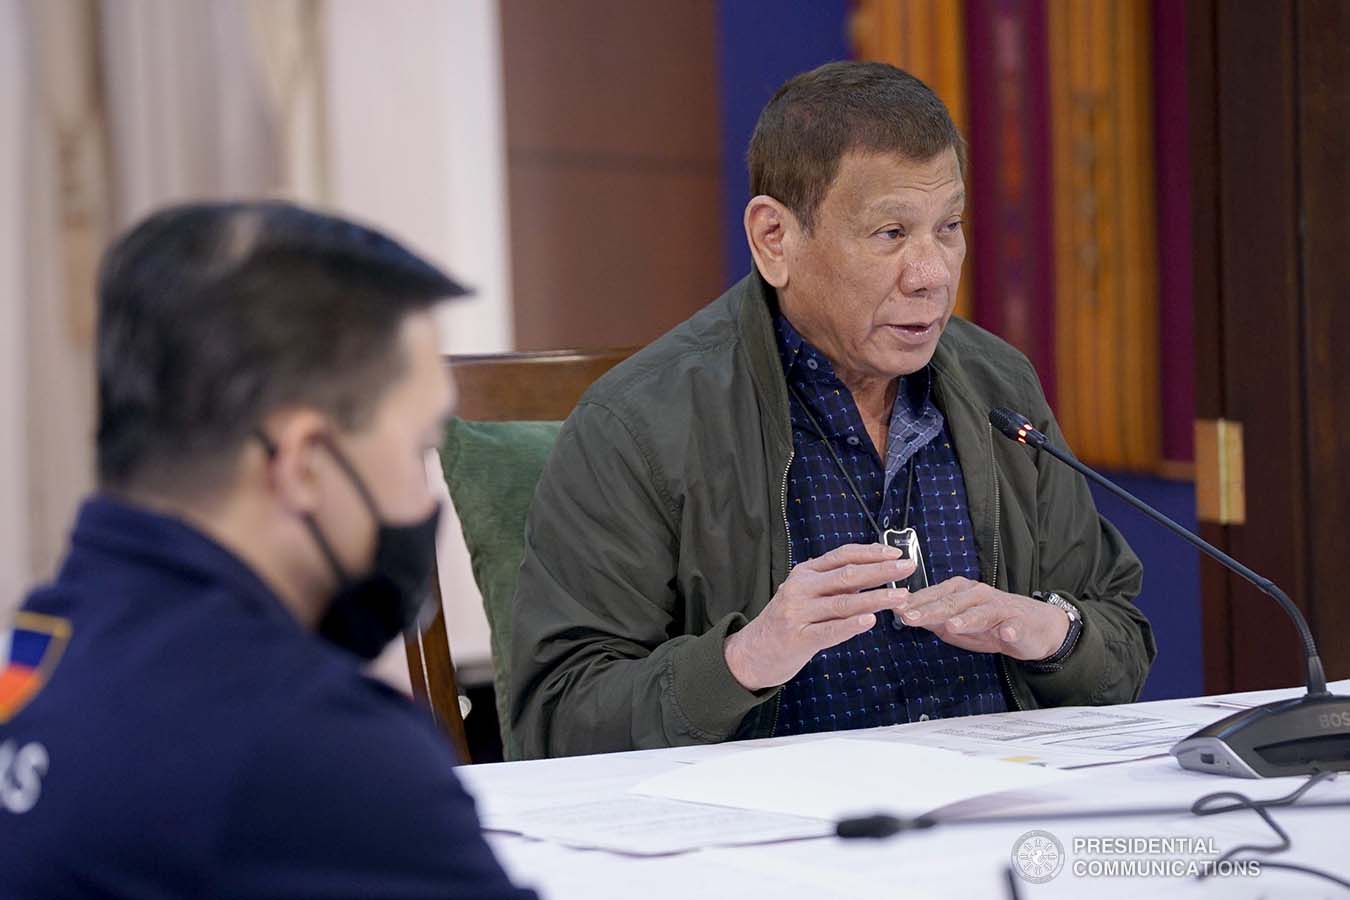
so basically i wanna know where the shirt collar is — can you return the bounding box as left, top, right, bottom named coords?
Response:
left=64, top=494, right=299, bottom=629
left=773, top=313, right=826, bottom=383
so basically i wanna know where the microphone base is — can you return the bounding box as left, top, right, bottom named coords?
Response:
left=1171, top=692, right=1350, bottom=778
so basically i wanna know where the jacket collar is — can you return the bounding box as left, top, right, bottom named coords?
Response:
left=732, top=269, right=794, bottom=463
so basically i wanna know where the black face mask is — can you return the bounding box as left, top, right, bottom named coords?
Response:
left=258, top=432, right=442, bottom=660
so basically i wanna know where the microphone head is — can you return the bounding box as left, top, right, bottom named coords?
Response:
left=989, top=407, right=1045, bottom=447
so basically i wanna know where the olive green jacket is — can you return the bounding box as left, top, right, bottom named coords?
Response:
left=510, top=272, right=1155, bottom=759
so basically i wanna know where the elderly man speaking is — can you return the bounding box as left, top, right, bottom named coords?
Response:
left=511, top=62, right=1155, bottom=758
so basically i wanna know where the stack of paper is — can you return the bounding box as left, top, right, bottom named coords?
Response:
left=464, top=739, right=1079, bottom=855
left=482, top=796, right=830, bottom=856
left=630, top=738, right=1079, bottom=821
left=458, top=751, right=830, bottom=856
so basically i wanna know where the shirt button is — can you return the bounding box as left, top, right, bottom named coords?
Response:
left=846, top=435, right=860, bottom=446
left=805, top=358, right=819, bottom=370
left=881, top=514, right=891, bottom=528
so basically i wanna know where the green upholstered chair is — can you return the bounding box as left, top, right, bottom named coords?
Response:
left=404, top=349, right=633, bottom=761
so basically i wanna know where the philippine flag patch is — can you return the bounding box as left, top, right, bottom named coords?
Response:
left=0, top=612, right=71, bottom=724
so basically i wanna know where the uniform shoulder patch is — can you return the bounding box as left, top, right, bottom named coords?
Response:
left=0, top=612, right=71, bottom=724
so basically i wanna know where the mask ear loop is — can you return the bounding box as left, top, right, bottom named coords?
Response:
left=314, top=433, right=384, bottom=522
left=254, top=428, right=353, bottom=585
left=300, top=514, right=353, bottom=586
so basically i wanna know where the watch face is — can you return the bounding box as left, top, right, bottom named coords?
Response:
left=1045, top=593, right=1079, bottom=621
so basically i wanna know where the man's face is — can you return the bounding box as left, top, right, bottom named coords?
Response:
left=311, top=310, right=454, bottom=575
left=777, top=148, right=966, bottom=382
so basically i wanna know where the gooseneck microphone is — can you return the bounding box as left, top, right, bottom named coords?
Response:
left=988, top=408, right=1326, bottom=695
left=988, top=407, right=1349, bottom=778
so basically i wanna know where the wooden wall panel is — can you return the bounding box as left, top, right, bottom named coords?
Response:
left=1297, top=0, right=1350, bottom=682
left=1187, top=0, right=1233, bottom=692
left=499, top=1, right=724, bottom=351
left=850, top=0, right=968, bottom=138
left=1214, top=0, right=1306, bottom=691
left=1047, top=0, right=1160, bottom=471
left=1190, top=0, right=1349, bottom=691
left=507, top=162, right=726, bottom=350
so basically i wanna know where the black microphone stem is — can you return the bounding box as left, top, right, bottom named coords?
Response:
left=1031, top=439, right=1327, bottom=696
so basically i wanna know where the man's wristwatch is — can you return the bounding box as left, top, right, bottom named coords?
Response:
left=1023, top=591, right=1082, bottom=672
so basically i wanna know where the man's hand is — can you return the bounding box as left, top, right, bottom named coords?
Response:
left=893, top=577, right=1069, bottom=661
left=724, top=543, right=915, bottom=691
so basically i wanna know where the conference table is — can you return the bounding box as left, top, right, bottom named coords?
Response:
left=459, top=680, right=1350, bottom=899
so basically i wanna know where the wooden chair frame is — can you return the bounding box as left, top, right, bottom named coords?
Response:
left=404, top=348, right=634, bottom=761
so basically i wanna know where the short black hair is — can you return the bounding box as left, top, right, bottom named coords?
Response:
left=96, top=200, right=467, bottom=492
left=748, top=61, right=966, bottom=231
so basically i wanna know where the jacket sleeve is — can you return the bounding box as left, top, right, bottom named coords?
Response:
left=1018, top=384, right=1158, bottom=706
left=509, top=400, right=772, bottom=759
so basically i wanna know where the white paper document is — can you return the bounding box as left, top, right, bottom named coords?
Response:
left=885, top=706, right=1206, bottom=768
left=630, top=738, right=1077, bottom=822
left=480, top=795, right=830, bottom=856
left=459, top=751, right=830, bottom=856
left=457, top=752, right=672, bottom=820
left=884, top=681, right=1350, bottom=769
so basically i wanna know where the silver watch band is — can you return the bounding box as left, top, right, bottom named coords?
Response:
left=1024, top=591, right=1082, bottom=670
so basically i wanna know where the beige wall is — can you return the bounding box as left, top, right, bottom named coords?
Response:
left=325, top=0, right=513, bottom=356
left=0, top=2, right=506, bottom=685
left=1, top=0, right=105, bottom=615
left=0, top=0, right=31, bottom=611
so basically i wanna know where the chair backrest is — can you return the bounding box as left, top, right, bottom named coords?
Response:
left=448, top=349, right=635, bottom=422
left=405, top=348, right=634, bottom=761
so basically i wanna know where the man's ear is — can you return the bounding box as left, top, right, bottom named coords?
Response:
left=257, top=408, right=330, bottom=515
left=744, top=195, right=800, bottom=289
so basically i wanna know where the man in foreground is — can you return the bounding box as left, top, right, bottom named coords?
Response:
left=0, top=202, right=535, bottom=898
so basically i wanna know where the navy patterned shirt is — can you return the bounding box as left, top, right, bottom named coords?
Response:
left=774, top=315, right=1007, bottom=735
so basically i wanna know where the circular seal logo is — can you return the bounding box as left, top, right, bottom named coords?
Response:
left=1011, top=829, right=1065, bottom=883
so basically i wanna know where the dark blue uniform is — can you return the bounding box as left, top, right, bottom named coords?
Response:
left=0, top=497, right=536, bottom=900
